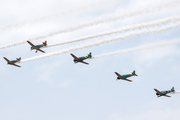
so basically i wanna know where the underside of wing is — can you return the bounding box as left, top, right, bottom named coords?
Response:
left=3, top=57, right=10, bottom=63
left=115, top=72, right=122, bottom=78
left=27, top=41, right=35, bottom=47
left=154, top=89, right=163, bottom=95
left=80, top=61, right=89, bottom=65
left=37, top=48, right=45, bottom=53
left=70, top=53, right=79, bottom=60
left=122, top=78, right=132, bottom=82
left=12, top=63, right=21, bottom=67
left=165, top=95, right=171, bottom=97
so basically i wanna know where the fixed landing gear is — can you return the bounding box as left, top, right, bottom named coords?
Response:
left=74, top=60, right=78, bottom=64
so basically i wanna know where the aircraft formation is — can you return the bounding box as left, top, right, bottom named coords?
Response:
left=3, top=40, right=177, bottom=98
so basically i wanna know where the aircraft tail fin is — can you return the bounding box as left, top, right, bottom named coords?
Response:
left=88, top=52, right=92, bottom=58
left=171, top=87, right=175, bottom=92
left=17, top=57, right=21, bottom=61
left=43, top=41, right=47, bottom=46
left=132, top=70, right=138, bottom=76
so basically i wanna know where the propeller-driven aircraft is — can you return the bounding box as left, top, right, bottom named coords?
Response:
left=154, top=87, right=175, bottom=97
left=27, top=41, right=47, bottom=53
left=70, top=52, right=92, bottom=65
left=115, top=70, right=138, bottom=82
left=3, top=57, right=21, bottom=67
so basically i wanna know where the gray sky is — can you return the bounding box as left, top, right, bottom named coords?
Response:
left=0, top=0, right=180, bottom=120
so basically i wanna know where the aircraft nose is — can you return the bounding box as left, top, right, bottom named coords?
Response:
left=73, top=59, right=77, bottom=63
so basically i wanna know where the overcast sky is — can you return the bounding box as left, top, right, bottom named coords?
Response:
left=0, top=0, right=180, bottom=120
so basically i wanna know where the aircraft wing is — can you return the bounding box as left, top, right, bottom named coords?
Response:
left=37, top=48, right=45, bottom=53
left=3, top=57, right=11, bottom=63
left=70, top=53, right=79, bottom=60
left=154, top=89, right=163, bottom=95
left=165, top=95, right=171, bottom=97
left=115, top=72, right=122, bottom=78
left=114, top=72, right=132, bottom=82
left=27, top=41, right=35, bottom=48
left=122, top=78, right=132, bottom=82
left=12, top=63, right=21, bottom=67
left=80, top=61, right=89, bottom=65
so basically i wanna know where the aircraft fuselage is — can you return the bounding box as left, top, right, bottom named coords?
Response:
left=122, top=74, right=135, bottom=78
left=117, top=74, right=136, bottom=79
left=74, top=56, right=87, bottom=63
left=9, top=60, right=18, bottom=64
left=31, top=44, right=45, bottom=50
left=156, top=90, right=173, bottom=97
left=74, top=54, right=91, bottom=63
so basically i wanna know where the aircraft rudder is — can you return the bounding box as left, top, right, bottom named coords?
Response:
left=17, top=57, right=21, bottom=61
left=132, top=70, right=138, bottom=76
left=88, top=52, right=92, bottom=58
left=171, top=87, right=175, bottom=92
left=43, top=41, right=47, bottom=46
left=89, top=52, right=91, bottom=55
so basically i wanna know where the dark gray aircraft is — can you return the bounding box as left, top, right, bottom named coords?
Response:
left=3, top=57, right=21, bottom=67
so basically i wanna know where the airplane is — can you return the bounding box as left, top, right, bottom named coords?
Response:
left=27, top=41, right=47, bottom=53
left=154, top=87, right=175, bottom=97
left=115, top=70, right=138, bottom=82
left=70, top=52, right=92, bottom=65
left=3, top=57, right=21, bottom=67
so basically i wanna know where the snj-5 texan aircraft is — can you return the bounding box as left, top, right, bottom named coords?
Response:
left=154, top=87, right=175, bottom=97
left=3, top=57, right=21, bottom=67
left=27, top=41, right=47, bottom=53
left=115, top=70, right=138, bottom=82
left=70, top=52, right=92, bottom=65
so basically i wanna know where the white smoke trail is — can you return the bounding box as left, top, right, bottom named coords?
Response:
left=19, top=22, right=180, bottom=63
left=1, top=0, right=180, bottom=49
left=168, top=91, right=180, bottom=94
left=0, top=0, right=116, bottom=33
left=93, top=40, right=180, bottom=59
left=24, top=0, right=180, bottom=40
left=46, top=16, right=180, bottom=48
left=1, top=16, right=180, bottom=50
